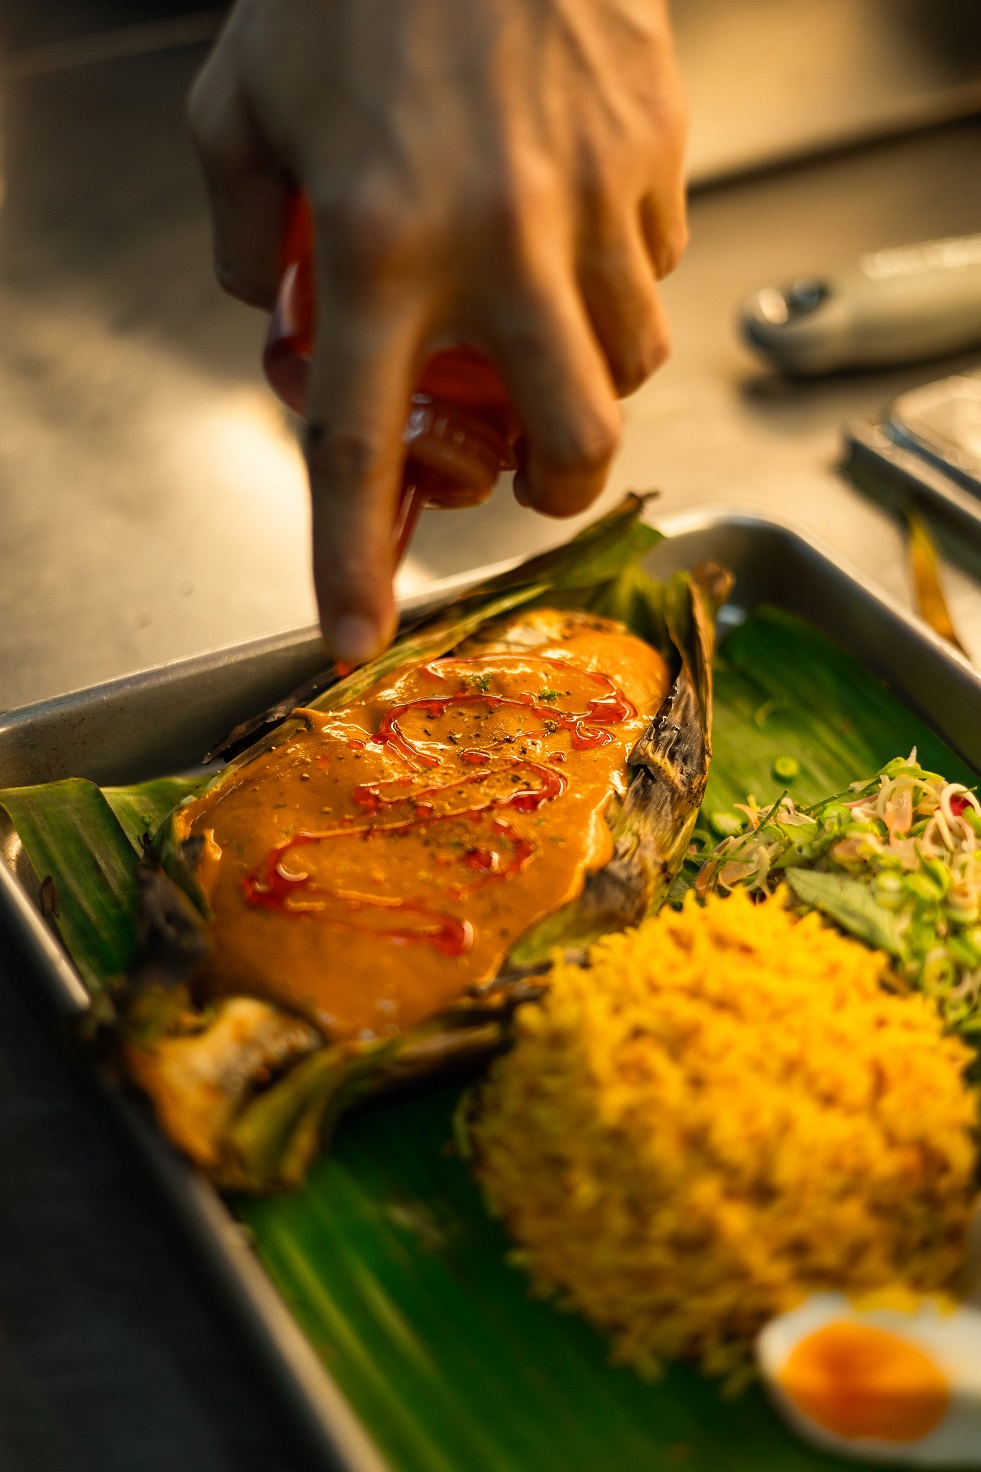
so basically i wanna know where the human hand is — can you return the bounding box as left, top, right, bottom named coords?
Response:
left=189, top=0, right=687, bottom=664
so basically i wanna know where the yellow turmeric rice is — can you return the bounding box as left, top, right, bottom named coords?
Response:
left=465, top=891, right=979, bottom=1378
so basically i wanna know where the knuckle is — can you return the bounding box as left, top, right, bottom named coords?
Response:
left=664, top=90, right=689, bottom=152
left=640, top=189, right=688, bottom=279
left=186, top=65, right=227, bottom=161
left=479, top=155, right=558, bottom=264
left=642, top=54, right=688, bottom=151
left=651, top=91, right=686, bottom=150
left=611, top=349, right=653, bottom=398
left=305, top=423, right=382, bottom=488
left=317, top=180, right=418, bottom=284
left=543, top=405, right=620, bottom=478
left=213, top=254, right=240, bottom=299
left=186, top=77, right=211, bottom=151
left=578, top=143, right=627, bottom=213
left=655, top=219, right=688, bottom=278
left=319, top=554, right=383, bottom=601
left=636, top=321, right=671, bottom=379
left=214, top=255, right=272, bottom=309
left=623, top=344, right=667, bottom=394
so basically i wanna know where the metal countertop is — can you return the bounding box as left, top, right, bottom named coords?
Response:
left=1, top=38, right=981, bottom=709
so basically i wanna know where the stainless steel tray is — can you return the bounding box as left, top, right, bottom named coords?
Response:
left=0, top=506, right=979, bottom=1472
left=843, top=419, right=981, bottom=579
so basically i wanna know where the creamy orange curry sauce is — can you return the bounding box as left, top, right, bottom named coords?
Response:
left=178, top=610, right=669, bottom=1041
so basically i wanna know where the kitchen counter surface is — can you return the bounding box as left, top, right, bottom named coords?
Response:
left=1, top=31, right=981, bottom=711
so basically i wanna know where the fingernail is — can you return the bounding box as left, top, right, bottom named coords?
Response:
left=329, top=614, right=380, bottom=666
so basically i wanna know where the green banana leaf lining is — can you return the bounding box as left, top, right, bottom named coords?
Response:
left=0, top=547, right=971, bottom=1471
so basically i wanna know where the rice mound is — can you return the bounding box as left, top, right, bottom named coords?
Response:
left=465, top=890, right=979, bottom=1378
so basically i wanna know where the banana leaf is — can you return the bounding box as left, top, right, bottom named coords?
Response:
left=104, top=776, right=208, bottom=851
left=703, top=605, right=974, bottom=820
left=0, top=774, right=210, bottom=995
left=0, top=779, right=142, bottom=995
left=506, top=566, right=719, bottom=963
left=0, top=594, right=972, bottom=1472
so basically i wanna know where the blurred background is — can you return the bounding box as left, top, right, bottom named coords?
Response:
left=0, top=0, right=980, bottom=710
left=0, top=2, right=980, bottom=1468
left=679, top=0, right=981, bottom=181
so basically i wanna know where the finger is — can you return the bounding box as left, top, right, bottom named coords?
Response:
left=639, top=184, right=688, bottom=281
left=306, top=289, right=424, bottom=665
left=485, top=276, right=621, bottom=519
left=578, top=218, right=671, bottom=396
left=188, top=42, right=289, bottom=310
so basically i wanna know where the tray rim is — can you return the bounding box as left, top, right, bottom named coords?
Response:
left=0, top=556, right=525, bottom=729
left=1, top=502, right=980, bottom=1472
left=844, top=417, right=981, bottom=562
left=0, top=496, right=973, bottom=739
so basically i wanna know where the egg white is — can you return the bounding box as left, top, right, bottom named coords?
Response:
left=757, top=1293, right=981, bottom=1465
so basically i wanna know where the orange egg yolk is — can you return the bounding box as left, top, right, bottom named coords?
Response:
left=779, top=1321, right=949, bottom=1443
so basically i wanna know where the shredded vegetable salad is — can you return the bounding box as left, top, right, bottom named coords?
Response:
left=694, top=753, right=981, bottom=1037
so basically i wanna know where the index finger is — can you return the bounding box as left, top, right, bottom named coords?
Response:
left=306, top=289, right=425, bottom=666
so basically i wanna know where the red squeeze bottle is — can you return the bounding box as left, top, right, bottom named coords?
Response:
left=263, top=194, right=522, bottom=564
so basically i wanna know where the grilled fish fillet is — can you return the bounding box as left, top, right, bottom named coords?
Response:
left=176, top=608, right=670, bottom=1041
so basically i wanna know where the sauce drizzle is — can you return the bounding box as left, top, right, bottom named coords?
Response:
left=372, top=667, right=634, bottom=769
left=241, top=665, right=632, bottom=952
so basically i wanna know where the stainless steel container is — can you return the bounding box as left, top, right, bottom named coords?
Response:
left=0, top=508, right=976, bottom=1471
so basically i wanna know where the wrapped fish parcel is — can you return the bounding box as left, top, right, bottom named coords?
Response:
left=31, top=498, right=732, bottom=1191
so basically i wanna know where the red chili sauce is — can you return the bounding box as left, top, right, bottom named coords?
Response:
left=177, top=610, right=669, bottom=1041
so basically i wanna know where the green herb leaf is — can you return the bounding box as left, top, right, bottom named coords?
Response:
left=785, top=869, right=907, bottom=958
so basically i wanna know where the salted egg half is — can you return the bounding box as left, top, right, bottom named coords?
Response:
left=757, top=1293, right=981, bottom=1465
